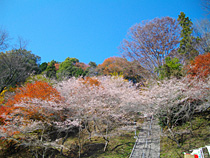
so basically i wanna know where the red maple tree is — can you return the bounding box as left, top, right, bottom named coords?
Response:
left=187, top=53, right=210, bottom=78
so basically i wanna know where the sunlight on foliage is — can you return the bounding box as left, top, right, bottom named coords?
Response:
left=188, top=52, right=210, bottom=78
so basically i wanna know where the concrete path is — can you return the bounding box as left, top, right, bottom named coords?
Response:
left=130, top=118, right=160, bottom=158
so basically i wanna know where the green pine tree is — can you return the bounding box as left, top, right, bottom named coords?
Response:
left=178, top=12, right=199, bottom=61
left=39, top=62, right=48, bottom=73
left=156, top=57, right=182, bottom=79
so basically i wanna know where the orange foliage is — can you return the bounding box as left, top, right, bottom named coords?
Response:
left=1, top=81, right=62, bottom=126
left=48, top=62, right=60, bottom=70
left=7, top=81, right=62, bottom=105
left=187, top=53, right=210, bottom=78
left=0, top=106, right=6, bottom=124
left=0, top=105, right=23, bottom=126
left=80, top=77, right=101, bottom=87
left=54, top=63, right=60, bottom=70
left=97, top=57, right=124, bottom=75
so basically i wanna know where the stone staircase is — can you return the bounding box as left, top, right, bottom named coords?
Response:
left=130, top=118, right=160, bottom=158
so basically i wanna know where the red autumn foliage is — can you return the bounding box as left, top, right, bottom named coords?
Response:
left=0, top=81, right=62, bottom=125
left=187, top=53, right=210, bottom=78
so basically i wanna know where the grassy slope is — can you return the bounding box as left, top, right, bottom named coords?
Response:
left=0, top=129, right=137, bottom=158
left=86, top=132, right=136, bottom=158
left=160, top=112, right=210, bottom=158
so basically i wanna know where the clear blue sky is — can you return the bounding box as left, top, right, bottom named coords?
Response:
left=0, top=0, right=206, bottom=65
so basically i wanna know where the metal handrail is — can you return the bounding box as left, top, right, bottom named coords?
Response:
left=129, top=131, right=139, bottom=158
left=129, top=116, right=153, bottom=158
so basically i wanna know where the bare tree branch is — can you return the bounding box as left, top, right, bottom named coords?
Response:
left=202, top=0, right=210, bottom=15
left=119, top=17, right=180, bottom=79
left=13, top=36, right=29, bottom=50
left=194, top=19, right=210, bottom=53
left=0, top=28, right=9, bottom=50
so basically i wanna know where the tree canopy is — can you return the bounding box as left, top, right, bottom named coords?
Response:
left=187, top=52, right=210, bottom=78
left=178, top=12, right=199, bottom=61
left=39, top=62, right=48, bottom=73
left=57, top=57, right=87, bottom=79
left=155, top=57, right=182, bottom=79
left=46, top=60, right=57, bottom=78
left=97, top=57, right=148, bottom=82
left=120, top=16, right=180, bottom=78
left=0, top=49, right=40, bottom=94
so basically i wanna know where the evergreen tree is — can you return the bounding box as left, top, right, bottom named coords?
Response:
left=156, top=57, right=182, bottom=79
left=88, top=61, right=97, bottom=68
left=46, top=60, right=56, bottom=78
left=39, top=62, right=48, bottom=73
left=178, top=12, right=199, bottom=61
left=57, top=57, right=87, bottom=79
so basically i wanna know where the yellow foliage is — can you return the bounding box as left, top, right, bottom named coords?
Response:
left=0, top=87, right=7, bottom=104
left=110, top=72, right=124, bottom=77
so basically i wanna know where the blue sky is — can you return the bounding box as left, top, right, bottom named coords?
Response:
left=0, top=0, right=206, bottom=65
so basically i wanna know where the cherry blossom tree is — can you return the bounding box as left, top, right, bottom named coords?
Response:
left=140, top=76, right=210, bottom=147
left=55, top=76, right=149, bottom=152
left=0, top=81, right=79, bottom=157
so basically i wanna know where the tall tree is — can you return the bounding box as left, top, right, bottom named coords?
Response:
left=178, top=12, right=199, bottom=61
left=0, top=49, right=40, bottom=94
left=46, top=60, right=57, bottom=78
left=120, top=17, right=180, bottom=78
